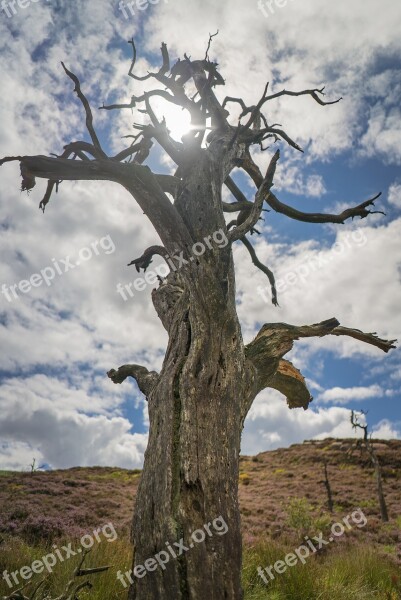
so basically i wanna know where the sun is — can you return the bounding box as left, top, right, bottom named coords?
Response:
left=158, top=102, right=192, bottom=142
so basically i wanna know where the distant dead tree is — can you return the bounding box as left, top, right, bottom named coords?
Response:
left=320, top=459, right=334, bottom=513
left=350, top=410, right=389, bottom=522
left=29, top=458, right=37, bottom=476
left=0, top=33, right=396, bottom=599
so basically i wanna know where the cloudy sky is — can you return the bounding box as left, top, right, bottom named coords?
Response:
left=0, top=0, right=400, bottom=470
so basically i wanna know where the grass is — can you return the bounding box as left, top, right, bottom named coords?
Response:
left=0, top=536, right=132, bottom=600
left=242, top=539, right=401, bottom=599
left=1, top=535, right=400, bottom=599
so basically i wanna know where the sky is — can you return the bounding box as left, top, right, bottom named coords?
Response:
left=0, top=0, right=400, bottom=470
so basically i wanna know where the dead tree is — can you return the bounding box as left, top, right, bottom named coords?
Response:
left=0, top=36, right=396, bottom=600
left=350, top=410, right=389, bottom=522
left=321, top=459, right=334, bottom=513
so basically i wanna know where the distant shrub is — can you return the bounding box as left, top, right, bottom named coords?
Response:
left=285, top=497, right=314, bottom=532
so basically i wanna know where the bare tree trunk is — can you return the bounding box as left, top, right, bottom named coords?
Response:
left=129, top=285, right=247, bottom=599
left=125, top=156, right=252, bottom=599
left=369, top=447, right=389, bottom=522
left=350, top=411, right=389, bottom=523
left=322, top=460, right=334, bottom=513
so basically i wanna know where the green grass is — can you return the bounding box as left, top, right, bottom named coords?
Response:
left=242, top=539, right=401, bottom=599
left=0, top=537, right=132, bottom=600
left=1, top=536, right=400, bottom=599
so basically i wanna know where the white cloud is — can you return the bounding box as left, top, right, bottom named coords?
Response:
left=372, top=419, right=401, bottom=439
left=274, top=162, right=327, bottom=197
left=242, top=389, right=400, bottom=455
left=241, top=389, right=364, bottom=454
left=0, top=375, right=148, bottom=469
left=317, top=384, right=383, bottom=404
left=388, top=183, right=401, bottom=209
left=359, top=105, right=401, bottom=165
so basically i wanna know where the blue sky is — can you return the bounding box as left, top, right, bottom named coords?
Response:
left=0, top=0, right=400, bottom=470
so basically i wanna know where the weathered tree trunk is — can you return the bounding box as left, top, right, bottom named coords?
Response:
left=128, top=155, right=253, bottom=599
left=129, top=288, right=246, bottom=599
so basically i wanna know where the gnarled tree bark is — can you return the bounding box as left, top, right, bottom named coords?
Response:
left=1, top=35, right=396, bottom=600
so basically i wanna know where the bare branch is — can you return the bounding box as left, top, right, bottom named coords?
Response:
left=107, top=364, right=159, bottom=396
left=331, top=326, right=397, bottom=353
left=224, top=175, right=252, bottom=206
left=222, top=200, right=253, bottom=213
left=237, top=151, right=385, bottom=224
left=100, top=88, right=182, bottom=112
left=1, top=155, right=193, bottom=252
left=127, top=245, right=169, bottom=272
left=76, top=565, right=110, bottom=577
left=260, top=86, right=342, bottom=107
left=351, top=409, right=368, bottom=440
left=242, top=82, right=269, bottom=130
left=240, top=236, right=278, bottom=306
left=245, top=317, right=396, bottom=400
left=222, top=96, right=247, bottom=113
left=268, top=191, right=384, bottom=223
left=38, top=142, right=103, bottom=212
left=127, top=39, right=170, bottom=81
left=260, top=126, right=304, bottom=152
left=229, top=150, right=279, bottom=242
left=61, top=62, right=106, bottom=157
left=63, top=140, right=105, bottom=160
left=205, top=30, right=219, bottom=61
left=39, top=180, right=58, bottom=213
left=111, top=134, right=153, bottom=164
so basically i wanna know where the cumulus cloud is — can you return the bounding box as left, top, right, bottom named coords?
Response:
left=241, top=389, right=365, bottom=455
left=317, top=385, right=384, bottom=404
left=0, top=375, right=148, bottom=469
left=372, top=419, right=401, bottom=439
left=274, top=163, right=327, bottom=197
left=388, top=183, right=401, bottom=209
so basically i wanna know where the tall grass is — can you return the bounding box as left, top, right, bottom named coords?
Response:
left=1, top=536, right=399, bottom=599
left=242, top=539, right=401, bottom=600
left=0, top=536, right=132, bottom=599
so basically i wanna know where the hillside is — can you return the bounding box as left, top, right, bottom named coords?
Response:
left=1, top=437, right=400, bottom=557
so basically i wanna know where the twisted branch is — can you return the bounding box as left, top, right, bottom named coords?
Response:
left=237, top=151, right=384, bottom=224
left=107, top=364, right=159, bottom=396
left=229, top=150, right=279, bottom=241
left=61, top=62, right=106, bottom=157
